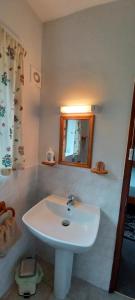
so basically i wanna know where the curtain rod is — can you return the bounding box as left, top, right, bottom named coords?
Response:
left=0, top=19, right=22, bottom=44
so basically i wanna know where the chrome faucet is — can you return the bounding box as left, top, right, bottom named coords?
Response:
left=67, top=194, right=75, bottom=206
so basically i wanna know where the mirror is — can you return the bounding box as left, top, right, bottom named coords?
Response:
left=59, top=114, right=95, bottom=168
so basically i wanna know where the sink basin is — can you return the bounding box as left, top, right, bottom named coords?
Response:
left=22, top=194, right=100, bottom=252
left=22, top=195, right=100, bottom=299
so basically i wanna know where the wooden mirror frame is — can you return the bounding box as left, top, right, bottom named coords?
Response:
left=59, top=113, right=95, bottom=169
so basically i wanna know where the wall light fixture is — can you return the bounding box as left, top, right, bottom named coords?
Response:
left=60, top=105, right=97, bottom=114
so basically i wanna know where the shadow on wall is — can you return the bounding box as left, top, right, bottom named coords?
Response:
left=73, top=210, right=116, bottom=290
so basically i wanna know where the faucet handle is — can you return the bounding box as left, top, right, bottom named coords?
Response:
left=68, top=194, right=75, bottom=201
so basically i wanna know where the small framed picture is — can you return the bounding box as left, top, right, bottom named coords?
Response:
left=30, top=65, right=41, bottom=88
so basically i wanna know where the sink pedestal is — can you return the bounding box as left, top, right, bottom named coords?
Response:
left=54, top=249, right=73, bottom=299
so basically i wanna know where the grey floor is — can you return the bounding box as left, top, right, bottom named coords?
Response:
left=2, top=260, right=134, bottom=300
left=117, top=238, right=135, bottom=298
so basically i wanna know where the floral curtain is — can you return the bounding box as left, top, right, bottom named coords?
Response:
left=73, top=120, right=81, bottom=158
left=0, top=26, right=26, bottom=171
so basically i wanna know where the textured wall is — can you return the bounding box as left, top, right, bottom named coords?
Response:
left=38, top=0, right=135, bottom=291
left=0, top=0, right=42, bottom=297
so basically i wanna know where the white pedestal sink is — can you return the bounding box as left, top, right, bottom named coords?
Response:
left=22, top=195, right=100, bottom=299
left=54, top=249, right=73, bottom=299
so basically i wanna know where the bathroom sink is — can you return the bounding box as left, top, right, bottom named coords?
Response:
left=22, top=194, right=100, bottom=253
left=22, top=194, right=100, bottom=299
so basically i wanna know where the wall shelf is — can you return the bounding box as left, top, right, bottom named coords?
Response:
left=91, top=169, right=108, bottom=175
left=91, top=161, right=108, bottom=175
left=41, top=161, right=56, bottom=166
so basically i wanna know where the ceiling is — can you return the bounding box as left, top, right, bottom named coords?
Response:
left=27, top=0, right=119, bottom=22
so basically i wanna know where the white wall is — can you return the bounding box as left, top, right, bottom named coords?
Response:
left=0, top=0, right=42, bottom=297
left=38, top=0, right=135, bottom=291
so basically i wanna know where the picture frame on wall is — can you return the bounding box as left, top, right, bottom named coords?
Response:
left=30, top=65, right=41, bottom=88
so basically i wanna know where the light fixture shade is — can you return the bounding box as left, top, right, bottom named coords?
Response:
left=60, top=105, right=92, bottom=114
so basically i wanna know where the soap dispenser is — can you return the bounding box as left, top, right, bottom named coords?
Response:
left=46, top=147, right=55, bottom=162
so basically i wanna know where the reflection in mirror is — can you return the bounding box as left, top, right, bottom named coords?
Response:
left=63, top=119, right=89, bottom=163
left=59, top=114, right=95, bottom=169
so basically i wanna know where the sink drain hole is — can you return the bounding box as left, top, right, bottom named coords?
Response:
left=62, top=219, right=70, bottom=227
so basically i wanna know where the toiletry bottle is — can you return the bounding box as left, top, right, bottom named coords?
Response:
left=46, top=148, right=55, bottom=162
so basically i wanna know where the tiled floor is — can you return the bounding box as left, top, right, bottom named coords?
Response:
left=2, top=260, right=134, bottom=300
